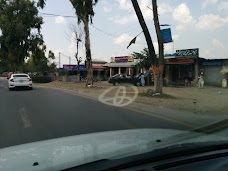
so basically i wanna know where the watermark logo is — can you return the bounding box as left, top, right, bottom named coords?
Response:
left=98, top=85, right=138, bottom=107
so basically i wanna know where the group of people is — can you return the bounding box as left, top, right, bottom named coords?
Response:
left=136, top=71, right=205, bottom=88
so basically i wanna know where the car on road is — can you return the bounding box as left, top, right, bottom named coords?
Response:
left=108, top=72, right=151, bottom=86
left=8, top=73, right=33, bottom=90
left=108, top=74, right=134, bottom=86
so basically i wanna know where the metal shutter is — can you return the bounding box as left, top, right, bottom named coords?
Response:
left=204, top=66, right=222, bottom=86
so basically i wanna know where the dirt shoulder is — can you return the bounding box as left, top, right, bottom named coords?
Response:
left=34, top=81, right=228, bottom=116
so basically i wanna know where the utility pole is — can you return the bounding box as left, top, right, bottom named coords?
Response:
left=69, top=56, right=71, bottom=65
left=59, top=52, right=61, bottom=68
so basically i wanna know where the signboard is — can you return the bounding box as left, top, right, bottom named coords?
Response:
left=115, top=56, right=128, bottom=63
left=110, top=57, right=115, bottom=63
left=176, top=48, right=199, bottom=58
left=164, top=53, right=176, bottom=57
left=161, top=28, right=173, bottom=44
left=63, top=65, right=87, bottom=71
left=114, top=56, right=134, bottom=63
left=128, top=56, right=134, bottom=62
left=63, top=65, right=76, bottom=70
left=203, top=61, right=223, bottom=66
left=166, top=59, right=194, bottom=64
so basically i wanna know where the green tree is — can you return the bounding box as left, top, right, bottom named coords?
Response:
left=132, top=48, right=152, bottom=70
left=0, top=0, right=45, bottom=71
left=132, top=48, right=153, bottom=86
left=23, top=45, right=56, bottom=74
left=70, top=0, right=98, bottom=86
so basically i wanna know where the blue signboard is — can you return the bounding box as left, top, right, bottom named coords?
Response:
left=161, top=28, right=173, bottom=44
left=203, top=61, right=223, bottom=66
left=164, top=53, right=176, bottom=58
left=63, top=65, right=87, bottom=71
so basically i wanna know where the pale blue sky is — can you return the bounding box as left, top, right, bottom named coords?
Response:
left=39, top=0, right=228, bottom=67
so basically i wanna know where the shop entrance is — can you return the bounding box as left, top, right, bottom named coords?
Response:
left=169, top=64, right=194, bottom=84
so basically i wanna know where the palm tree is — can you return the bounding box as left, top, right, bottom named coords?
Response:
left=70, top=0, right=98, bottom=86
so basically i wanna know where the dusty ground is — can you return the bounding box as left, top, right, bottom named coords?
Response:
left=35, top=81, right=228, bottom=116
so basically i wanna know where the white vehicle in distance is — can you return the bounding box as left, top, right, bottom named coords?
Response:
left=8, top=74, right=33, bottom=90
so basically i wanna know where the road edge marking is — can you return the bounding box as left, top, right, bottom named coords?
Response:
left=19, top=107, right=32, bottom=128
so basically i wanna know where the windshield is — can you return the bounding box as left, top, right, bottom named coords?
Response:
left=0, top=0, right=228, bottom=170
left=13, top=75, right=29, bottom=78
left=112, top=74, right=120, bottom=77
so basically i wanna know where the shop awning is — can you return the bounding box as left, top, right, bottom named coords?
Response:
left=166, top=59, right=194, bottom=64
left=92, top=65, right=107, bottom=71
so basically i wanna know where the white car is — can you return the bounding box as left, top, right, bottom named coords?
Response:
left=8, top=73, right=33, bottom=90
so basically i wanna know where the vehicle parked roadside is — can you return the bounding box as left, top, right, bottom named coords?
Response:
left=108, top=72, right=151, bottom=86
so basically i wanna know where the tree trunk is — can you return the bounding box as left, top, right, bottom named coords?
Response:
left=83, top=16, right=93, bottom=86
left=76, top=39, right=80, bottom=81
left=131, top=0, right=164, bottom=93
left=131, top=0, right=156, bottom=65
left=152, top=0, right=164, bottom=94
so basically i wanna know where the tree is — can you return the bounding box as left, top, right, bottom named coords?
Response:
left=0, top=0, right=45, bottom=71
left=70, top=0, right=98, bottom=86
left=67, top=23, right=83, bottom=81
left=131, top=0, right=164, bottom=94
left=132, top=48, right=152, bottom=86
left=132, top=48, right=152, bottom=70
left=23, top=46, right=56, bottom=74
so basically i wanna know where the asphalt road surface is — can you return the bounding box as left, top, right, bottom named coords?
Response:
left=0, top=78, right=188, bottom=149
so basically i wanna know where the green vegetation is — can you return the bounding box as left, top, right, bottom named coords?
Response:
left=132, top=48, right=152, bottom=70
left=0, top=0, right=56, bottom=74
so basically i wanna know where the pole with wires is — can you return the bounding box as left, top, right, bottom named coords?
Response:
left=59, top=52, right=61, bottom=68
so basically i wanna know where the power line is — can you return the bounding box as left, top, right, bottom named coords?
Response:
left=90, top=25, right=118, bottom=38
left=39, top=12, right=76, bottom=18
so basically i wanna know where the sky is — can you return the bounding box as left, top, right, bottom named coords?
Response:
left=39, top=0, right=228, bottom=67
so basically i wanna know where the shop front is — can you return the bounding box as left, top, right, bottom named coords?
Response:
left=164, top=48, right=199, bottom=86
left=202, top=60, right=226, bottom=86
left=62, top=59, right=108, bottom=80
left=93, top=65, right=107, bottom=80
left=103, top=56, right=140, bottom=78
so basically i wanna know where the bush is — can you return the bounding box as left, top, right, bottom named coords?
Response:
left=31, top=76, right=52, bottom=83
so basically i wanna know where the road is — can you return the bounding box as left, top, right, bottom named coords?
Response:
left=0, top=77, right=188, bottom=149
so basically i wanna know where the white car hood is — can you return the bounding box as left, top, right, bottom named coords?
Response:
left=0, top=128, right=227, bottom=171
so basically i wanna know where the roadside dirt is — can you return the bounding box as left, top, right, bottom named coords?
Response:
left=35, top=81, right=228, bottom=116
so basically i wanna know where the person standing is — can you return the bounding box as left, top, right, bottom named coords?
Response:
left=139, top=73, right=145, bottom=86
left=198, top=73, right=204, bottom=88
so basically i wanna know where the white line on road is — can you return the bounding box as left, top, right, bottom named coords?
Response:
left=19, top=107, right=32, bottom=128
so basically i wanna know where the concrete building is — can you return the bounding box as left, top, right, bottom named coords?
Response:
left=202, top=59, right=228, bottom=86
left=103, top=56, right=143, bottom=77
left=164, top=48, right=200, bottom=86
